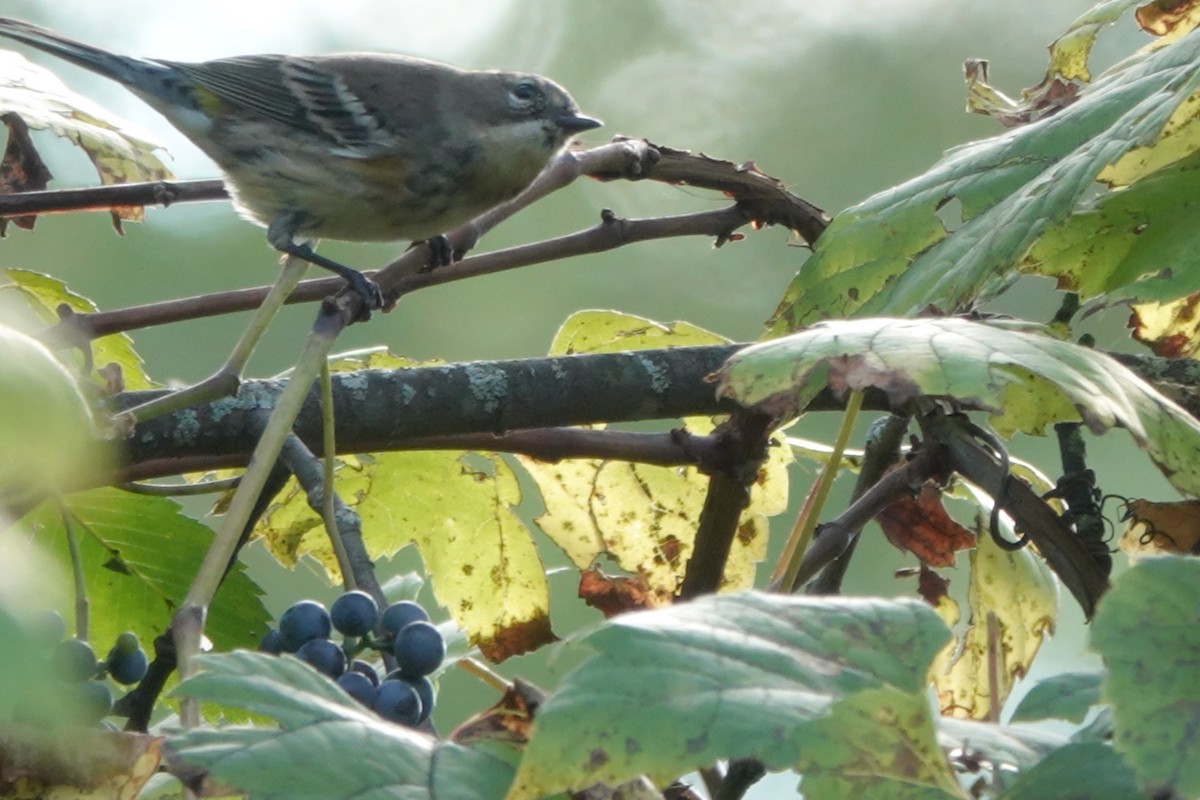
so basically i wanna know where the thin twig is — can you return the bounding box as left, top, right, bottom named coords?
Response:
left=678, top=410, right=774, bottom=599
left=59, top=505, right=89, bottom=641
left=118, top=476, right=242, bottom=496
left=775, top=389, right=864, bottom=593
left=806, top=414, right=909, bottom=595
left=318, top=362, right=353, bottom=591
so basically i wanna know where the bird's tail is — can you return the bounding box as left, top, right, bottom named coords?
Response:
left=0, top=17, right=172, bottom=94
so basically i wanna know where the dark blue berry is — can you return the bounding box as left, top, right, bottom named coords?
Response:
left=259, top=628, right=285, bottom=654
left=380, top=601, right=429, bottom=639
left=56, top=638, right=99, bottom=682
left=106, top=633, right=148, bottom=685
left=296, top=638, right=345, bottom=679
left=279, top=600, right=331, bottom=652
left=386, top=671, right=436, bottom=723
left=350, top=659, right=380, bottom=686
left=75, top=680, right=112, bottom=723
left=393, top=621, right=445, bottom=679
left=330, top=591, right=378, bottom=637
left=373, top=679, right=422, bottom=726
left=336, top=671, right=377, bottom=707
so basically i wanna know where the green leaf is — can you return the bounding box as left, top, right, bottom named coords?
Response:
left=2, top=269, right=156, bottom=390
left=1091, top=555, right=1200, bottom=797
left=0, top=51, right=172, bottom=193
left=21, top=488, right=268, bottom=654
left=768, top=19, right=1200, bottom=331
left=0, top=322, right=106, bottom=504
left=171, top=652, right=514, bottom=800
left=1010, top=671, right=1103, bottom=723
left=997, top=741, right=1138, bottom=800
left=506, top=592, right=951, bottom=798
left=717, top=317, right=1200, bottom=497
left=794, top=687, right=964, bottom=799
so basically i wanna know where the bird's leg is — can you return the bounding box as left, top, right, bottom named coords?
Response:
left=426, top=234, right=455, bottom=269
left=267, top=216, right=383, bottom=315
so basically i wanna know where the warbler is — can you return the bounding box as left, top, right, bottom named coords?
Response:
left=0, top=18, right=601, bottom=311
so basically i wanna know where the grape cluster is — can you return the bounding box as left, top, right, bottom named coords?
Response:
left=259, top=592, right=445, bottom=727
left=25, top=610, right=150, bottom=725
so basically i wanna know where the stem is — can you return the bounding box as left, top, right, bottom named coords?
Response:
left=120, top=256, right=309, bottom=424
left=775, top=390, right=864, bottom=592
left=174, top=300, right=347, bottom=723
left=458, top=657, right=511, bottom=693
left=59, top=505, right=89, bottom=640
left=807, top=414, right=909, bottom=594
left=319, top=361, right=354, bottom=591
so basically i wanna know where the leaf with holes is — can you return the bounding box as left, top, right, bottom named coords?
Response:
left=768, top=8, right=1200, bottom=333
left=717, top=317, right=1200, bottom=497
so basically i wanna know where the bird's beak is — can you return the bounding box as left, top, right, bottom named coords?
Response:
left=556, top=112, right=603, bottom=134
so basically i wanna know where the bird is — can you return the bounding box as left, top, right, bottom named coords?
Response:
left=0, top=18, right=602, bottom=313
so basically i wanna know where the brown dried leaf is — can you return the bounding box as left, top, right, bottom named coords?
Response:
left=965, top=59, right=1082, bottom=128
left=477, top=611, right=557, bottom=663
left=450, top=679, right=545, bottom=746
left=578, top=567, right=659, bottom=618
left=1120, top=497, right=1200, bottom=554
left=1136, top=0, right=1200, bottom=36
left=877, top=481, right=976, bottom=567
left=0, top=112, right=52, bottom=233
left=916, top=564, right=951, bottom=606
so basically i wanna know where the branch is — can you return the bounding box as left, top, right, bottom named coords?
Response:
left=26, top=137, right=828, bottom=348
left=277, top=433, right=383, bottom=605
left=678, top=410, right=774, bottom=599
left=806, top=414, right=910, bottom=594
left=921, top=408, right=1110, bottom=617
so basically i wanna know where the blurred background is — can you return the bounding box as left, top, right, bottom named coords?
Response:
left=0, top=1, right=1169, bottom=795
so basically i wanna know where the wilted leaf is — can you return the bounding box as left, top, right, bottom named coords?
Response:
left=0, top=50, right=172, bottom=223
left=717, top=317, right=1200, bottom=497
left=578, top=567, right=657, bottom=617
left=506, top=593, right=951, bottom=798
left=524, top=311, right=788, bottom=601
left=1129, top=293, right=1200, bottom=357
left=1136, top=0, right=1200, bottom=36
left=878, top=482, right=976, bottom=567
left=1091, top=556, right=1200, bottom=797
left=961, top=0, right=1130, bottom=132
left=0, top=112, right=52, bottom=231
left=451, top=681, right=544, bottom=746
left=915, top=565, right=952, bottom=607
left=1119, top=497, right=1200, bottom=554
left=933, top=515, right=1057, bottom=721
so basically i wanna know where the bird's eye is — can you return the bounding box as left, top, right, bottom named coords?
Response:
left=509, top=81, right=541, bottom=106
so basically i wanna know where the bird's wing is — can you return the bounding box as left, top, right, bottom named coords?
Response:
left=161, top=54, right=396, bottom=156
